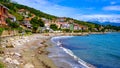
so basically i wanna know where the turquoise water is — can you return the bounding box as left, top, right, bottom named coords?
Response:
left=60, top=32, right=120, bottom=68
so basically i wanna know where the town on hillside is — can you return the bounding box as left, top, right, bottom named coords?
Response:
left=0, top=1, right=120, bottom=37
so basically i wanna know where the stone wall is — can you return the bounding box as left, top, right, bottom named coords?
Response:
left=1, top=30, right=19, bottom=37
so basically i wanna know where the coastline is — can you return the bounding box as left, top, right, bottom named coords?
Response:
left=46, top=32, right=108, bottom=68
left=48, top=36, right=95, bottom=68
left=0, top=32, right=106, bottom=68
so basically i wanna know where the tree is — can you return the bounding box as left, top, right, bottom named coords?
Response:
left=9, top=22, right=19, bottom=29
left=32, top=24, right=38, bottom=33
left=6, top=18, right=19, bottom=29
left=30, top=17, right=44, bottom=27
left=38, top=19, right=44, bottom=27
left=50, top=24, right=58, bottom=31
left=0, top=0, right=11, bottom=3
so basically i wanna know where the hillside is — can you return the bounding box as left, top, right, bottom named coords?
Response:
left=0, top=0, right=120, bottom=33
left=2, top=3, right=56, bottom=20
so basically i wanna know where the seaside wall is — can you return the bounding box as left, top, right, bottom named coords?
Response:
left=1, top=30, right=18, bottom=37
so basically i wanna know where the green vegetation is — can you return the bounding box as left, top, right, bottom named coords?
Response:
left=50, top=24, right=58, bottom=31
left=0, top=0, right=120, bottom=32
left=0, top=0, right=11, bottom=3
left=25, top=30, right=32, bottom=35
left=17, top=27, right=23, bottom=33
left=9, top=10, right=24, bottom=21
left=104, top=25, right=120, bottom=31
left=6, top=18, right=19, bottom=29
left=2, top=1, right=57, bottom=20
left=0, top=62, right=5, bottom=68
left=62, top=29, right=71, bottom=33
left=0, top=28, right=4, bottom=35
left=30, top=17, right=44, bottom=27
left=30, top=17, right=45, bottom=32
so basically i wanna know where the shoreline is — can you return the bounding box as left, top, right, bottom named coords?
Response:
left=0, top=32, right=107, bottom=68
left=48, top=36, right=95, bottom=68
left=50, top=32, right=120, bottom=68
left=46, top=32, right=109, bottom=68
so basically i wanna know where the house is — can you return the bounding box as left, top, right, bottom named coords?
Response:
left=18, top=9, right=29, bottom=18
left=57, top=17, right=66, bottom=22
left=69, top=23, right=74, bottom=31
left=56, top=17, right=70, bottom=29
left=0, top=4, right=9, bottom=25
left=74, top=24, right=80, bottom=30
left=22, top=18, right=32, bottom=28
left=40, top=27, right=53, bottom=33
left=79, top=25, right=88, bottom=31
left=8, top=14, right=16, bottom=22
left=43, top=19, right=51, bottom=29
left=60, top=23, right=70, bottom=29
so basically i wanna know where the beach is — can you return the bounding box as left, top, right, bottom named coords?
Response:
left=0, top=32, right=105, bottom=68
left=0, top=34, right=57, bottom=68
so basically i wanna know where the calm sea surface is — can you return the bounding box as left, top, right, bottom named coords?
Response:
left=60, top=32, right=120, bottom=68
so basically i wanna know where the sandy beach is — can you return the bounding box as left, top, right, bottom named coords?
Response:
left=0, top=32, right=104, bottom=68
left=0, top=34, right=57, bottom=68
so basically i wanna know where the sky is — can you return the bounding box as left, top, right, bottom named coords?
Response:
left=12, top=0, right=120, bottom=23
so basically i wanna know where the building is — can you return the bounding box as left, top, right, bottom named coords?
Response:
left=79, top=25, right=88, bottom=31
left=18, top=9, right=29, bottom=18
left=22, top=18, right=32, bottom=28
left=57, top=17, right=66, bottom=22
left=70, top=23, right=74, bottom=31
left=56, top=17, right=70, bottom=29
left=0, top=4, right=9, bottom=25
left=43, top=19, right=51, bottom=29
left=74, top=24, right=80, bottom=30
left=8, top=14, right=16, bottom=22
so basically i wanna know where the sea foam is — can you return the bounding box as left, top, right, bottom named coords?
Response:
left=51, top=36, right=95, bottom=68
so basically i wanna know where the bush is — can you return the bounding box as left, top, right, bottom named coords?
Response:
left=25, top=30, right=31, bottom=33
left=30, top=18, right=45, bottom=27
left=50, top=24, right=58, bottom=31
left=17, top=27, right=23, bottom=33
left=0, top=28, right=4, bottom=35
left=74, top=30, right=82, bottom=33
left=0, top=62, right=5, bottom=68
left=62, top=29, right=70, bottom=32
left=6, top=18, right=20, bottom=29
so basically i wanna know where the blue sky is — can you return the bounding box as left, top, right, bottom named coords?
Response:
left=12, top=0, right=120, bottom=23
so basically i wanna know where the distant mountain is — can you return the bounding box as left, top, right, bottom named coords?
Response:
left=92, top=21, right=120, bottom=26
left=85, top=17, right=120, bottom=26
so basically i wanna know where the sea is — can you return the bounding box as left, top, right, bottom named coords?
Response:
left=48, top=32, right=120, bottom=68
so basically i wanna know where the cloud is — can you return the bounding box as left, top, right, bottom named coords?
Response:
left=74, top=14, right=120, bottom=23
left=12, top=0, right=78, bottom=17
left=110, top=1, right=116, bottom=5
left=103, top=5, right=120, bottom=11
left=11, top=0, right=120, bottom=23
